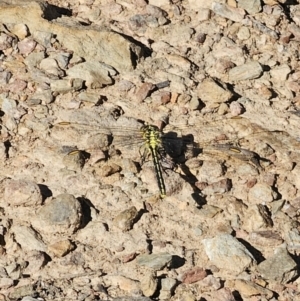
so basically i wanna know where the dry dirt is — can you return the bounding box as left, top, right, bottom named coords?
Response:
left=0, top=0, right=300, bottom=300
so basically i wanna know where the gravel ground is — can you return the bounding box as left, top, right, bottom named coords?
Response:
left=1, top=0, right=300, bottom=300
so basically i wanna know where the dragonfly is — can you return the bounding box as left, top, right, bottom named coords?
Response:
left=50, top=110, right=290, bottom=198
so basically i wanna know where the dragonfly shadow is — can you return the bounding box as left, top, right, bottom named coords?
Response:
left=37, top=184, right=53, bottom=203
left=77, top=197, right=97, bottom=229
left=162, top=131, right=207, bottom=207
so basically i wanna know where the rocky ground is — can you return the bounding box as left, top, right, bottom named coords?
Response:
left=0, top=0, right=300, bottom=300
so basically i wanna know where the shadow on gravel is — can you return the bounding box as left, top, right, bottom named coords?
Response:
left=170, top=255, right=185, bottom=269
left=78, top=197, right=94, bottom=228
left=43, top=3, right=72, bottom=21
left=38, top=184, right=53, bottom=202
left=236, top=237, right=265, bottom=264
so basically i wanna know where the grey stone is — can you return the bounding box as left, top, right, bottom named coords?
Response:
left=11, top=225, right=47, bottom=252
left=159, top=277, right=177, bottom=299
left=257, top=247, right=298, bottom=283
left=137, top=253, right=172, bottom=270
left=30, top=89, right=53, bottom=104
left=32, top=193, right=82, bottom=236
left=32, top=30, right=53, bottom=48
left=50, top=78, right=84, bottom=93
left=52, top=52, right=71, bottom=69
left=212, top=2, right=246, bottom=22
left=24, top=52, right=46, bottom=68
left=39, top=57, right=64, bottom=77
left=8, top=284, right=35, bottom=300
left=202, top=234, right=256, bottom=275
left=0, top=277, right=14, bottom=289
left=78, top=91, right=102, bottom=104
left=229, top=61, right=263, bottom=81
left=1, top=97, right=17, bottom=115
left=238, top=0, right=262, bottom=15
left=285, top=229, right=300, bottom=252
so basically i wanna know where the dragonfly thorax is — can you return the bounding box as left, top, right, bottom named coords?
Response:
left=141, top=125, right=162, bottom=149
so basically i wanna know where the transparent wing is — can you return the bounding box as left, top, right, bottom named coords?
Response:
left=163, top=116, right=300, bottom=167
left=51, top=121, right=146, bottom=152
left=50, top=116, right=300, bottom=169
left=166, top=117, right=264, bottom=144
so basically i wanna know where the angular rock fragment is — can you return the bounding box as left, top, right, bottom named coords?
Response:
left=137, top=253, right=173, bottom=270
left=238, top=0, right=262, bottom=14
left=212, top=2, right=246, bottom=22
left=66, top=61, right=113, bottom=88
left=113, top=206, right=138, bottom=231
left=229, top=61, right=263, bottom=81
left=233, top=279, right=273, bottom=299
left=248, top=183, right=276, bottom=204
left=3, top=179, right=43, bottom=207
left=0, top=1, right=142, bottom=71
left=11, top=225, right=47, bottom=252
left=140, top=272, right=158, bottom=297
left=257, top=247, right=298, bottom=283
left=197, top=78, right=233, bottom=104
left=202, top=234, right=256, bottom=275
left=32, top=193, right=82, bottom=236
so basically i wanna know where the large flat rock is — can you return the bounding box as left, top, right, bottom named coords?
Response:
left=0, top=0, right=142, bottom=72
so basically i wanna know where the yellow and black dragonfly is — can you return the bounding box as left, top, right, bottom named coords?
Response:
left=50, top=110, right=295, bottom=198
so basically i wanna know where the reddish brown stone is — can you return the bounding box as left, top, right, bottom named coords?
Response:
left=135, top=82, right=155, bottom=102
left=122, top=252, right=137, bottom=263
left=246, top=178, right=257, bottom=188
left=160, top=91, right=171, bottom=104
left=182, top=267, right=207, bottom=284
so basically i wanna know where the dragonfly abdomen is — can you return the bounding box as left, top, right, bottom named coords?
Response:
left=141, top=125, right=166, bottom=198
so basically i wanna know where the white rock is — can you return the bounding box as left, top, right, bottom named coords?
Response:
left=248, top=183, right=276, bottom=204
left=39, top=57, right=64, bottom=76
left=12, top=225, right=47, bottom=252
left=202, top=234, right=256, bottom=275
left=238, top=0, right=262, bottom=14
left=66, top=61, right=113, bottom=88
left=197, top=78, right=233, bottom=104
left=229, top=61, right=263, bottom=81
left=270, top=64, right=291, bottom=82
